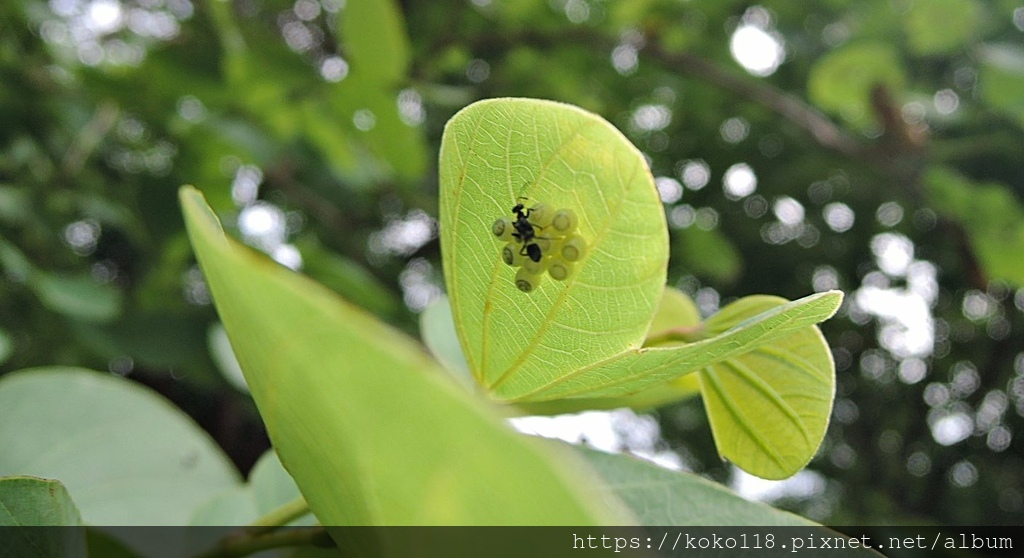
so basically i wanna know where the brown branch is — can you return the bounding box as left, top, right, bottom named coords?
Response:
left=643, top=41, right=869, bottom=162
left=192, top=527, right=333, bottom=558
left=441, top=27, right=873, bottom=165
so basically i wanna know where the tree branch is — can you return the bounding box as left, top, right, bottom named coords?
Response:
left=192, top=528, right=333, bottom=558
left=642, top=41, right=869, bottom=162
left=442, top=27, right=872, bottom=164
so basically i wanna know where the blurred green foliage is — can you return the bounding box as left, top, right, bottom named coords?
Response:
left=2, top=0, right=1023, bottom=526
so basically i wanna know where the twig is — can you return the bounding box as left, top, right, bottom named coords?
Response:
left=247, top=496, right=311, bottom=532
left=191, top=497, right=318, bottom=558
left=192, top=527, right=332, bottom=558
left=62, top=101, right=119, bottom=176
left=641, top=41, right=869, bottom=161
left=440, top=27, right=871, bottom=164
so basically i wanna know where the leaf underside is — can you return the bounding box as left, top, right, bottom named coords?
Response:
left=440, top=98, right=668, bottom=401
left=180, top=185, right=625, bottom=525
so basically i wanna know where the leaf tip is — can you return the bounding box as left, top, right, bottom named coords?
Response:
left=817, top=289, right=845, bottom=318
left=178, top=185, right=227, bottom=244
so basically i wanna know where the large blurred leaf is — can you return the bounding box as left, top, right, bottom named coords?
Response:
left=646, top=286, right=703, bottom=337
left=439, top=98, right=669, bottom=399
left=327, top=82, right=428, bottom=180
left=926, top=167, right=1024, bottom=286
left=0, top=368, right=241, bottom=525
left=30, top=273, right=123, bottom=323
left=699, top=296, right=836, bottom=480
left=672, top=227, right=743, bottom=285
left=0, top=477, right=87, bottom=558
left=338, top=0, right=410, bottom=85
left=579, top=448, right=881, bottom=556
left=808, top=41, right=906, bottom=130
left=296, top=235, right=400, bottom=319
left=419, top=296, right=474, bottom=388
left=578, top=448, right=813, bottom=525
left=207, top=0, right=424, bottom=184
left=180, top=186, right=625, bottom=525
left=190, top=449, right=309, bottom=526
left=979, top=43, right=1024, bottom=129
left=901, top=0, right=979, bottom=55
left=208, top=323, right=249, bottom=394
left=0, top=239, right=123, bottom=323
left=0, top=327, right=12, bottom=365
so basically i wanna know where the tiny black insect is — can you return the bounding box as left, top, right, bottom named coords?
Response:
left=510, top=200, right=544, bottom=262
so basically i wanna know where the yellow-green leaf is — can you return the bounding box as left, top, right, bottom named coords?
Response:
left=902, top=0, right=979, bottom=56
left=180, top=186, right=625, bottom=526
left=440, top=98, right=668, bottom=401
left=0, top=477, right=87, bottom=557
left=700, top=296, right=836, bottom=479
left=926, top=166, right=1024, bottom=286
left=338, top=0, right=410, bottom=85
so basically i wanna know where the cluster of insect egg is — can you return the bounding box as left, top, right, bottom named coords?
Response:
left=492, top=203, right=588, bottom=293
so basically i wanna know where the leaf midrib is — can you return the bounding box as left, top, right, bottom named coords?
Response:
left=505, top=293, right=838, bottom=401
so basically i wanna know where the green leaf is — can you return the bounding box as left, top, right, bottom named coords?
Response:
left=808, top=41, right=906, bottom=130
left=0, top=238, right=123, bottom=323
left=646, top=286, right=703, bottom=339
left=0, top=185, right=32, bottom=226
left=506, top=290, right=842, bottom=403
left=578, top=448, right=881, bottom=556
left=439, top=98, right=669, bottom=400
left=926, top=167, right=1024, bottom=285
left=30, top=273, right=123, bottom=323
left=420, top=293, right=700, bottom=414
left=0, top=237, right=32, bottom=278
left=577, top=448, right=813, bottom=525
left=672, top=227, right=743, bottom=285
left=248, top=450, right=307, bottom=521
left=208, top=322, right=248, bottom=394
left=0, top=327, right=12, bottom=365
left=338, top=0, right=410, bottom=85
left=180, top=185, right=626, bottom=525
left=438, top=100, right=841, bottom=473
left=979, top=44, right=1024, bottom=129
left=189, top=488, right=255, bottom=527
left=208, top=0, right=425, bottom=185
left=901, top=0, right=979, bottom=55
left=331, top=83, right=428, bottom=180
left=0, top=477, right=87, bottom=558
left=419, top=296, right=474, bottom=388
left=296, top=236, right=400, bottom=319
left=0, top=476, right=84, bottom=527
left=517, top=288, right=705, bottom=415
left=593, top=287, right=704, bottom=410
left=191, top=449, right=310, bottom=526
left=0, top=368, right=241, bottom=525
left=699, top=296, right=836, bottom=480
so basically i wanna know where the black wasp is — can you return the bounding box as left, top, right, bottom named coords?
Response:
left=510, top=200, right=545, bottom=262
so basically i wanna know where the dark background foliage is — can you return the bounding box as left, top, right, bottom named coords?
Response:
left=2, top=0, right=1023, bottom=525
